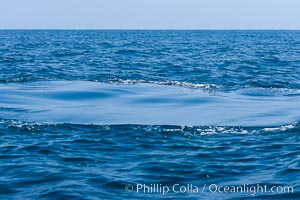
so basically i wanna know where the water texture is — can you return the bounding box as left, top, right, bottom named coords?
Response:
left=0, top=30, right=299, bottom=199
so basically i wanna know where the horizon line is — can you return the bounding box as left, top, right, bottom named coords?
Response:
left=1, top=28, right=300, bottom=31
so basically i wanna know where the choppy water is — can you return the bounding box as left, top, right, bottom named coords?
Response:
left=0, top=30, right=299, bottom=199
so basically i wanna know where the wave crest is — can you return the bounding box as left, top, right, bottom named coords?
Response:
left=1, top=118, right=299, bottom=136
left=106, top=79, right=222, bottom=89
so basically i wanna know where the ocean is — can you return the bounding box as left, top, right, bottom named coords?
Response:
left=0, top=30, right=299, bottom=199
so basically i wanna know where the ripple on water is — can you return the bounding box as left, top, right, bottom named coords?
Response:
left=0, top=119, right=299, bottom=199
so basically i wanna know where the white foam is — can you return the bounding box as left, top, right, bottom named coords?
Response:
left=263, top=124, right=296, bottom=132
left=107, top=79, right=222, bottom=89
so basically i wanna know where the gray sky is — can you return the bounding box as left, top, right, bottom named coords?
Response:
left=1, top=0, right=300, bottom=29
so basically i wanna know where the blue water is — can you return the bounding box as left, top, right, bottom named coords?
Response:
left=0, top=30, right=299, bottom=199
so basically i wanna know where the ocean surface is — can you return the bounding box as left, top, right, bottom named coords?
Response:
left=0, top=30, right=299, bottom=199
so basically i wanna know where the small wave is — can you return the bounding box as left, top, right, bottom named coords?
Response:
left=1, top=118, right=298, bottom=136
left=115, top=49, right=139, bottom=55
left=106, top=78, right=222, bottom=89
left=0, top=78, right=221, bottom=89
left=262, top=124, right=297, bottom=132
left=0, top=76, right=52, bottom=83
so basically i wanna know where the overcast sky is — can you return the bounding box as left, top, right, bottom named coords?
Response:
left=1, top=0, right=300, bottom=29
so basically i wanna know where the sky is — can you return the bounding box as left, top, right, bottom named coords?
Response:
left=0, top=0, right=300, bottom=29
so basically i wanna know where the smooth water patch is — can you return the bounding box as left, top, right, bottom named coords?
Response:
left=0, top=81, right=299, bottom=126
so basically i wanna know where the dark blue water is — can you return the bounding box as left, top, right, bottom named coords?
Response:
left=0, top=30, right=299, bottom=199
